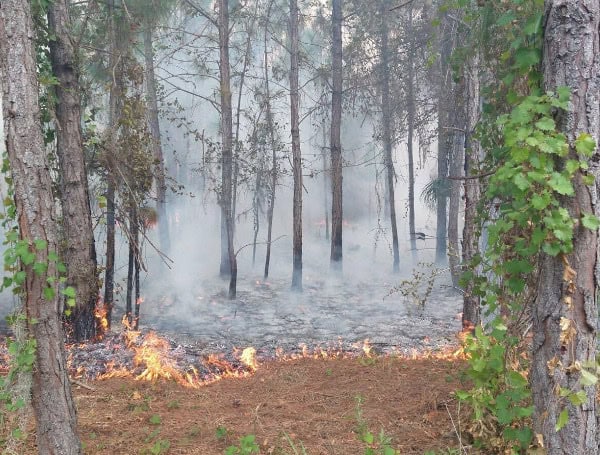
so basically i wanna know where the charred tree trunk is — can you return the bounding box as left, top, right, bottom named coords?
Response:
left=379, top=0, right=400, bottom=273
left=406, top=5, right=417, bottom=262
left=289, top=0, right=303, bottom=291
left=461, top=51, right=481, bottom=330
left=531, top=2, right=599, bottom=452
left=47, top=0, right=99, bottom=341
left=0, top=1, right=81, bottom=452
left=218, top=0, right=236, bottom=298
left=330, top=0, right=343, bottom=270
left=143, top=24, right=170, bottom=258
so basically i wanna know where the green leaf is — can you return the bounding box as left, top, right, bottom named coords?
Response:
left=513, top=173, right=530, bottom=191
left=583, top=174, right=595, bottom=185
left=575, top=133, right=596, bottom=157
left=62, top=286, right=76, bottom=298
left=33, top=239, right=47, bottom=251
left=580, top=369, right=598, bottom=386
left=515, top=48, right=540, bottom=69
left=149, top=414, right=162, bottom=425
left=543, top=242, right=562, bottom=256
left=14, top=271, right=26, bottom=285
left=569, top=390, right=588, bottom=406
left=535, top=117, right=555, bottom=131
left=581, top=213, right=600, bottom=230
left=43, top=286, right=55, bottom=301
left=555, top=408, right=569, bottom=431
left=33, top=262, right=48, bottom=276
left=548, top=172, right=574, bottom=195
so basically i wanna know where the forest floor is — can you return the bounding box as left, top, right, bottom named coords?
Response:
left=2, top=354, right=469, bottom=455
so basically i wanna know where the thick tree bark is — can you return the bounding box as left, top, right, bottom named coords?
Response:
left=379, top=0, right=400, bottom=273
left=461, top=50, right=481, bottom=330
left=330, top=0, right=343, bottom=269
left=289, top=0, right=303, bottom=291
left=0, top=0, right=82, bottom=452
left=218, top=0, right=236, bottom=297
left=47, top=0, right=99, bottom=341
left=143, top=25, right=170, bottom=258
left=406, top=5, right=417, bottom=262
left=531, top=2, right=600, bottom=452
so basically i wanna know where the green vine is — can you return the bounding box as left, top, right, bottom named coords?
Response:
left=450, top=0, right=600, bottom=452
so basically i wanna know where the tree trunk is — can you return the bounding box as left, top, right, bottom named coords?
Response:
left=232, top=4, right=258, bottom=231
left=435, top=12, right=453, bottom=266
left=330, top=0, right=343, bottom=270
left=143, top=24, right=170, bottom=258
left=322, top=125, right=330, bottom=241
left=406, top=5, right=417, bottom=262
left=289, top=0, right=303, bottom=291
left=252, top=170, right=260, bottom=266
left=263, top=0, right=277, bottom=281
left=448, top=115, right=464, bottom=287
left=47, top=0, right=99, bottom=341
left=218, top=0, right=236, bottom=298
left=126, top=204, right=137, bottom=327
left=379, top=0, right=400, bottom=273
left=104, top=0, right=127, bottom=329
left=461, top=50, right=481, bottom=330
left=0, top=1, right=81, bottom=452
left=531, top=2, right=599, bottom=452
left=133, top=219, right=141, bottom=330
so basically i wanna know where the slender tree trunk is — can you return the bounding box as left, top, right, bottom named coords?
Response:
left=218, top=0, right=236, bottom=298
left=379, top=0, right=400, bottom=273
left=252, top=170, right=260, bottom=266
left=232, top=4, right=258, bottom=230
left=126, top=205, right=135, bottom=327
left=47, top=0, right=99, bottom=341
left=461, top=50, right=481, bottom=330
left=133, top=220, right=141, bottom=330
left=0, top=1, right=81, bottom=452
left=406, top=5, right=417, bottom=262
left=435, top=13, right=452, bottom=265
left=263, top=0, right=277, bottom=280
left=448, top=116, right=464, bottom=287
left=531, top=2, right=599, bottom=452
left=289, top=0, right=303, bottom=291
left=322, top=126, right=330, bottom=241
left=330, top=0, right=343, bottom=269
left=104, top=0, right=126, bottom=329
left=143, top=24, right=170, bottom=258
left=435, top=113, right=449, bottom=265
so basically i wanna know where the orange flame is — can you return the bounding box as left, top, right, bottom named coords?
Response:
left=94, top=304, right=109, bottom=340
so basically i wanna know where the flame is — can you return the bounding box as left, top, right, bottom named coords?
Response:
left=94, top=305, right=109, bottom=339
left=239, top=347, right=258, bottom=371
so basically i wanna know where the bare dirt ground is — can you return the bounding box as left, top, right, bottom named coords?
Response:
left=2, top=355, right=468, bottom=455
